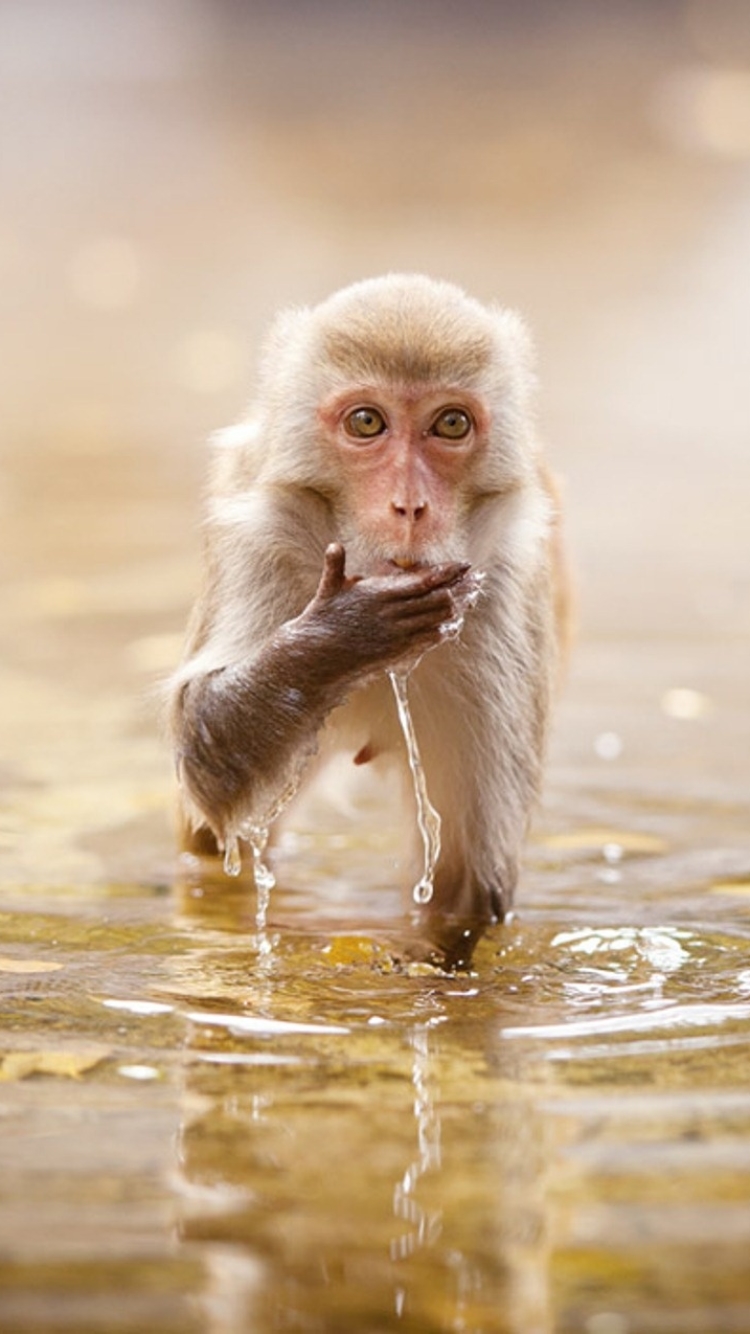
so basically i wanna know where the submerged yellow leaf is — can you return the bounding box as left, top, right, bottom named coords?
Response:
left=0, top=1046, right=109, bottom=1081
left=710, top=880, right=750, bottom=897
left=0, top=957, right=64, bottom=974
left=540, top=828, right=667, bottom=855
left=322, top=935, right=384, bottom=966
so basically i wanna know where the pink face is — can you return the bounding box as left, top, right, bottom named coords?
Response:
left=318, top=384, right=489, bottom=571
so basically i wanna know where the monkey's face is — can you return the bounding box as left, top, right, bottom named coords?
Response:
left=318, top=383, right=488, bottom=575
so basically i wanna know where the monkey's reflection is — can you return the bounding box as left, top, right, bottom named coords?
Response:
left=173, top=1012, right=477, bottom=1332
left=169, top=885, right=552, bottom=1334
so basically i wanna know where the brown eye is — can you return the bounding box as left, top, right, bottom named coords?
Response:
left=431, top=408, right=472, bottom=441
left=344, top=406, right=386, bottom=439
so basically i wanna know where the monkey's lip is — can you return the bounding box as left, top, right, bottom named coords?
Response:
left=368, top=557, right=430, bottom=577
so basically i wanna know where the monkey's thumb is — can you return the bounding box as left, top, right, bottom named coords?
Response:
left=316, top=543, right=347, bottom=600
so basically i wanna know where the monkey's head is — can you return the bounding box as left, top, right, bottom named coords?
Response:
left=257, top=274, right=538, bottom=574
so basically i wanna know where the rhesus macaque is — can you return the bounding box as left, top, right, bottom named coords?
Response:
left=169, top=274, right=566, bottom=965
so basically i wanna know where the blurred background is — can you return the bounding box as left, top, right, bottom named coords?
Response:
left=1, top=0, right=749, bottom=885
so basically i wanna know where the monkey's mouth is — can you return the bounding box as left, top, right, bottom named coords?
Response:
left=389, top=557, right=424, bottom=571
left=368, top=557, right=426, bottom=577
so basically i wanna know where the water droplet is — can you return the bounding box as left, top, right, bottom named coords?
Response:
left=661, top=686, right=712, bottom=719
left=594, top=731, right=623, bottom=760
left=439, top=614, right=465, bottom=641
left=223, top=835, right=242, bottom=877
left=603, top=842, right=624, bottom=864
left=413, top=878, right=433, bottom=905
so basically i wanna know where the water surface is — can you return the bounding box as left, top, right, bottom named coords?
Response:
left=2, top=3, right=750, bottom=1330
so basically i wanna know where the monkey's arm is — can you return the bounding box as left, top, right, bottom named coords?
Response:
left=171, top=543, right=474, bottom=845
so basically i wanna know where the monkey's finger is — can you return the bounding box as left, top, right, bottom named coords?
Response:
left=387, top=584, right=465, bottom=619
left=381, top=562, right=472, bottom=599
left=315, top=544, right=347, bottom=601
left=385, top=608, right=465, bottom=646
left=385, top=620, right=456, bottom=658
left=392, top=611, right=457, bottom=638
left=389, top=602, right=454, bottom=628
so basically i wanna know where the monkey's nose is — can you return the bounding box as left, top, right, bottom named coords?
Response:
left=391, top=501, right=427, bottom=521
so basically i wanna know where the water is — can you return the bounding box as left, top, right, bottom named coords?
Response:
left=390, top=1025, right=443, bottom=1260
left=239, top=822, right=275, bottom=955
left=3, top=3, right=750, bottom=1329
left=222, top=834, right=243, bottom=878
left=389, top=669, right=443, bottom=907
left=4, top=884, right=750, bottom=1332
left=222, top=773, right=307, bottom=946
left=223, top=825, right=274, bottom=953
left=225, top=669, right=445, bottom=922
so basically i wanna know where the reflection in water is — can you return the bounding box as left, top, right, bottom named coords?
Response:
left=3, top=0, right=750, bottom=1328
left=166, top=941, right=553, bottom=1332
left=157, top=880, right=750, bottom=1330
left=390, top=1024, right=443, bottom=1261
left=4, top=889, right=750, bottom=1329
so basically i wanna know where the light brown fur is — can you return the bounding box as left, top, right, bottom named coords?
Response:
left=168, top=274, right=567, bottom=965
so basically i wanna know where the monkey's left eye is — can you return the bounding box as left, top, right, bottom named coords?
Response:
left=431, top=408, right=472, bottom=440
left=344, top=407, right=387, bottom=439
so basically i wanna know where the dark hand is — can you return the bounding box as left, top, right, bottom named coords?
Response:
left=296, top=543, right=478, bottom=681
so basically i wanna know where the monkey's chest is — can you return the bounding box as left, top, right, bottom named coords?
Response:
left=324, top=676, right=403, bottom=768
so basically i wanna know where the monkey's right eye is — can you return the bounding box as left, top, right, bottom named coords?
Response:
left=343, top=407, right=387, bottom=439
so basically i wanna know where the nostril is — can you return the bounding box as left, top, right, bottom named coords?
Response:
left=392, top=501, right=427, bottom=520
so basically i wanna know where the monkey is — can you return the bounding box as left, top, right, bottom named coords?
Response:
left=168, top=274, right=566, bottom=966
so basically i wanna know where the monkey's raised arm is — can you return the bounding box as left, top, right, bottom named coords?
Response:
left=170, top=538, right=474, bottom=846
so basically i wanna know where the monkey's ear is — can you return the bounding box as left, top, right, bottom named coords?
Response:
left=490, top=305, right=536, bottom=372
left=489, top=305, right=538, bottom=418
left=259, top=305, right=313, bottom=377
left=255, top=304, right=324, bottom=417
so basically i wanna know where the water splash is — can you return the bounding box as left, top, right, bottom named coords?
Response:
left=240, top=822, right=274, bottom=956
left=222, top=770, right=305, bottom=949
left=389, top=670, right=442, bottom=906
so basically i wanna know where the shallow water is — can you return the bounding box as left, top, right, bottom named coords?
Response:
left=3, top=834, right=750, bottom=1332
left=3, top=2, right=750, bottom=1330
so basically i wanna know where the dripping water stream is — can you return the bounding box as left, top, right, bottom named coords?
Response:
left=224, top=675, right=444, bottom=915
left=389, top=670, right=442, bottom=905
left=242, top=823, right=275, bottom=955
left=222, top=773, right=305, bottom=949
left=387, top=573, right=482, bottom=904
